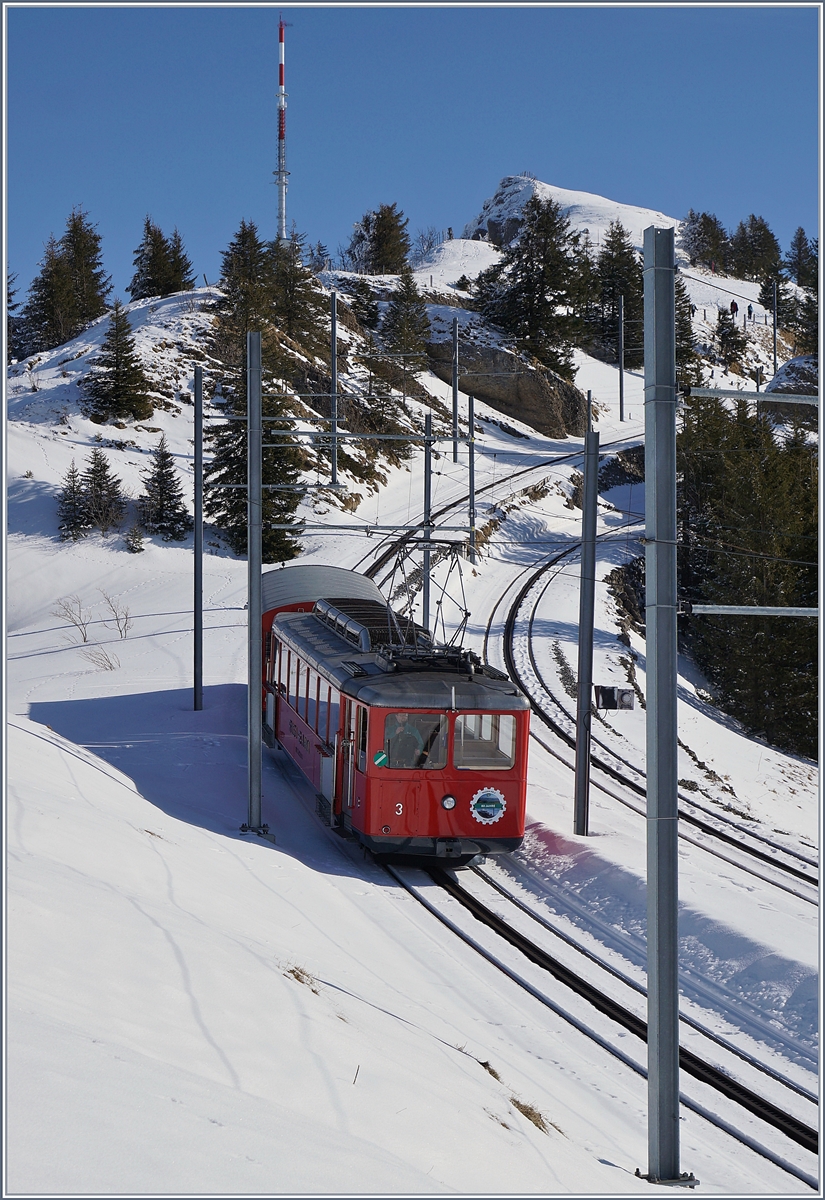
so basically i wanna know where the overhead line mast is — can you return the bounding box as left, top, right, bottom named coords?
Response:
left=275, top=16, right=289, bottom=240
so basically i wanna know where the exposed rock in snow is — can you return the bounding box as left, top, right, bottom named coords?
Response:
left=764, top=354, right=818, bottom=396
left=427, top=339, right=586, bottom=438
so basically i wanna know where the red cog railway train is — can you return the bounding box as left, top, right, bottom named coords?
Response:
left=261, top=565, right=531, bottom=864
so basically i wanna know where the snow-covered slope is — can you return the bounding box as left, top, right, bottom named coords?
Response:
left=463, top=174, right=682, bottom=254
left=6, top=190, right=819, bottom=1192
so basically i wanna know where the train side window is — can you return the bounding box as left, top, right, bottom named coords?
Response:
left=305, top=668, right=317, bottom=730
left=384, top=713, right=447, bottom=769
left=306, top=671, right=320, bottom=733
left=356, top=706, right=368, bottom=772
left=288, top=652, right=298, bottom=709
left=454, top=713, right=516, bottom=770
left=318, top=682, right=329, bottom=742
left=328, top=688, right=341, bottom=743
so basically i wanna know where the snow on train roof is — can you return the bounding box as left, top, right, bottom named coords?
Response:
left=261, top=564, right=385, bottom=614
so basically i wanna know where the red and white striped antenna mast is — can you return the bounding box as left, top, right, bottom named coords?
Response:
left=274, top=15, right=290, bottom=240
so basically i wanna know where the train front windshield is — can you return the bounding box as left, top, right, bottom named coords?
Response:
left=383, top=711, right=517, bottom=771
left=384, top=713, right=447, bottom=769
left=454, top=713, right=516, bottom=769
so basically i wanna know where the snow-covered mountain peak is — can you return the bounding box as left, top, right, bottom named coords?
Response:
left=463, top=173, right=683, bottom=256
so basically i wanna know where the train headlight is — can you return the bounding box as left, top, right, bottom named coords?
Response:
left=441, top=794, right=457, bottom=810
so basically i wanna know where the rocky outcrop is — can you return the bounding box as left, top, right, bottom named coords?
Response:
left=764, top=354, right=818, bottom=396
left=426, top=339, right=587, bottom=438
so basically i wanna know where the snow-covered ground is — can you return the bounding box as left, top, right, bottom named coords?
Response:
left=5, top=195, right=819, bottom=1193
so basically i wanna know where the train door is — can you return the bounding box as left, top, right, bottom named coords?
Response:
left=338, top=699, right=357, bottom=825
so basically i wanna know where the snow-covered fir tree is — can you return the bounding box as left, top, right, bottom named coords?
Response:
left=138, top=435, right=194, bottom=540
left=83, top=299, right=153, bottom=423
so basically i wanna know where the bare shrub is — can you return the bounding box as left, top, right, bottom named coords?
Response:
left=52, top=595, right=91, bottom=643
left=81, top=647, right=120, bottom=671
left=99, top=589, right=132, bottom=637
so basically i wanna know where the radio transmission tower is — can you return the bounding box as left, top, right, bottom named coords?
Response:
left=274, top=16, right=289, bottom=240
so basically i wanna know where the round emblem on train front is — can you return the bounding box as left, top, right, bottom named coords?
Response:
left=470, top=787, right=506, bottom=824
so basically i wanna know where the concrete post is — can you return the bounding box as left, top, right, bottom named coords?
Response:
left=247, top=332, right=263, bottom=831
left=194, top=366, right=203, bottom=711
left=643, top=226, right=681, bottom=1183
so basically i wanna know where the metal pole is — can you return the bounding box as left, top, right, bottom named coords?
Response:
left=194, top=366, right=203, bottom=711
left=643, top=226, right=681, bottom=1184
left=452, top=316, right=459, bottom=463
left=618, top=294, right=625, bottom=422
left=468, top=395, right=476, bottom=564
left=423, top=413, right=432, bottom=630
left=573, top=429, right=599, bottom=836
left=247, top=332, right=263, bottom=831
left=587, top=389, right=592, bottom=434
left=330, top=292, right=338, bottom=487
left=772, top=280, right=778, bottom=376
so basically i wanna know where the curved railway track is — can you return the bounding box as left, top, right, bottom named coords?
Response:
left=385, top=862, right=818, bottom=1189
left=493, top=553, right=819, bottom=899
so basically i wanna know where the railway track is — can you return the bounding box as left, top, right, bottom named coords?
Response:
left=385, top=862, right=819, bottom=1190
left=493, top=553, right=819, bottom=900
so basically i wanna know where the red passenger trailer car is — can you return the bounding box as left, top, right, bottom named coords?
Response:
left=261, top=565, right=530, bottom=864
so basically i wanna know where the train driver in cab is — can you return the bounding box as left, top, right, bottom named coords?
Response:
left=386, top=711, right=426, bottom=768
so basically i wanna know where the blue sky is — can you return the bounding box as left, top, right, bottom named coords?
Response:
left=6, top=5, right=820, bottom=299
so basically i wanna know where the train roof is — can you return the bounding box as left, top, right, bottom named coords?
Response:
left=262, top=564, right=385, bottom=615
left=272, top=608, right=530, bottom=711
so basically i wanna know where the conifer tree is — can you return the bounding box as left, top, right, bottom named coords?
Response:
left=757, top=273, right=795, bottom=329
left=678, top=398, right=817, bottom=757
left=794, top=291, right=819, bottom=356
left=306, top=241, right=330, bottom=273
left=7, top=272, right=23, bottom=363
left=56, top=458, right=89, bottom=540
left=138, top=434, right=193, bottom=539
left=81, top=448, right=126, bottom=535
left=728, top=215, right=781, bottom=281
left=784, top=227, right=815, bottom=288
left=128, top=217, right=174, bottom=300
left=346, top=277, right=380, bottom=329
left=476, top=194, right=579, bottom=380
left=60, top=206, right=111, bottom=327
left=167, top=228, right=195, bottom=292
left=678, top=210, right=728, bottom=270
left=204, top=219, right=304, bottom=563
left=381, top=267, right=431, bottom=372
left=569, top=234, right=601, bottom=353
left=714, top=307, right=746, bottom=369
left=270, top=230, right=329, bottom=357
left=595, top=221, right=644, bottom=369
left=20, top=236, right=77, bottom=353
left=83, top=299, right=153, bottom=422
left=675, top=274, right=701, bottom=382
left=345, top=203, right=410, bottom=274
